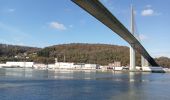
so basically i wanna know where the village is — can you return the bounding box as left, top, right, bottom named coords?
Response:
left=0, top=58, right=165, bottom=72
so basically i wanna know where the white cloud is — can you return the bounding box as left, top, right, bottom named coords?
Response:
left=8, top=8, right=15, bottom=12
left=141, top=8, right=154, bottom=16
left=141, top=5, right=161, bottom=16
left=49, top=21, right=66, bottom=30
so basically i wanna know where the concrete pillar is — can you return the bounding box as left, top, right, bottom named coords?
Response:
left=141, top=56, right=149, bottom=67
left=129, top=5, right=136, bottom=71
left=130, top=44, right=136, bottom=71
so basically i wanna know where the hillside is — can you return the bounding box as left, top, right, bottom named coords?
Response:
left=155, top=57, right=170, bottom=68
left=0, top=44, right=41, bottom=62
left=0, top=43, right=170, bottom=67
left=37, top=43, right=141, bottom=66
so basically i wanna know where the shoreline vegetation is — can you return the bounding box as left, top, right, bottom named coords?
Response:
left=0, top=43, right=170, bottom=68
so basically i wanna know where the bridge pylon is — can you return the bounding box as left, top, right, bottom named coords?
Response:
left=129, top=5, right=136, bottom=71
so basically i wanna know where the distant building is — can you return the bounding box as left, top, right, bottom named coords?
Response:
left=47, top=64, right=56, bottom=69
left=55, top=62, right=74, bottom=69
left=55, top=62, right=97, bottom=70
left=83, top=64, right=97, bottom=70
left=33, top=64, right=47, bottom=69
left=109, top=61, right=122, bottom=71
left=6, top=62, right=34, bottom=68
left=114, top=61, right=121, bottom=67
left=99, top=66, right=108, bottom=70
left=109, top=61, right=121, bottom=67
left=74, top=63, right=85, bottom=69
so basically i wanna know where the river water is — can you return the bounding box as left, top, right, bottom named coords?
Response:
left=0, top=68, right=170, bottom=100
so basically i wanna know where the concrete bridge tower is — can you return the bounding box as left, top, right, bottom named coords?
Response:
left=130, top=5, right=149, bottom=69
left=129, top=5, right=136, bottom=71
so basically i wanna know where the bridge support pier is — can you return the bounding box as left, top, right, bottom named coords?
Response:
left=130, top=44, right=136, bottom=71
left=141, top=56, right=149, bottom=67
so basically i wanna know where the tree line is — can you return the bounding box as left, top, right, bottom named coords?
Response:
left=0, top=43, right=170, bottom=68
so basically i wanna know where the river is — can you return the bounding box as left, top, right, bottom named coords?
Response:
left=0, top=68, right=170, bottom=100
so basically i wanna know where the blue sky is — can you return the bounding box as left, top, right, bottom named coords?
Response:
left=0, top=0, right=170, bottom=58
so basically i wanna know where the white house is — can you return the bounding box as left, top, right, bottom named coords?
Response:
left=33, top=64, right=47, bottom=69
left=83, top=64, right=97, bottom=70
left=55, top=62, right=74, bottom=69
left=6, top=62, right=34, bottom=68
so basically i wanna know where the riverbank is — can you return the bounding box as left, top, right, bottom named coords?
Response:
left=0, top=66, right=169, bottom=73
left=0, top=61, right=168, bottom=73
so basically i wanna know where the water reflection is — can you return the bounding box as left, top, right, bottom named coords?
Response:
left=0, top=68, right=170, bottom=100
left=0, top=68, right=101, bottom=80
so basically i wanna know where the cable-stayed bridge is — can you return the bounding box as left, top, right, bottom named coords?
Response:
left=71, top=0, right=160, bottom=71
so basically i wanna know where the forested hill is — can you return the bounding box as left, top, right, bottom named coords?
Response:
left=37, top=43, right=141, bottom=66
left=0, top=43, right=170, bottom=67
left=0, top=44, right=40, bottom=62
left=0, top=44, right=40, bottom=56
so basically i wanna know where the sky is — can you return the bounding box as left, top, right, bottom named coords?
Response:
left=0, top=0, right=170, bottom=58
